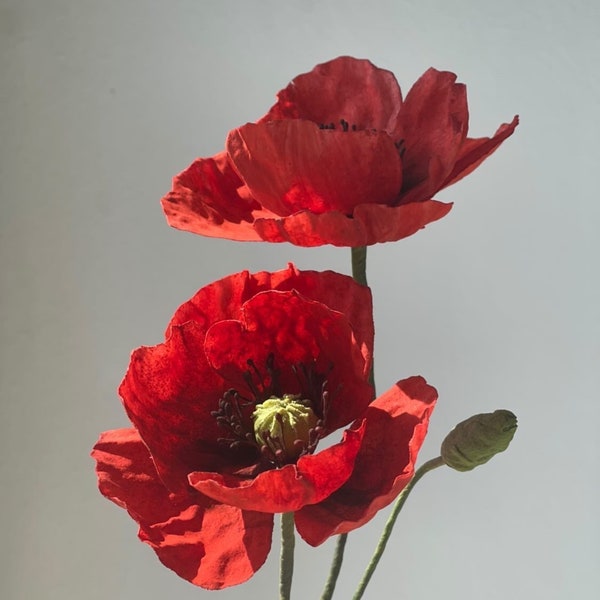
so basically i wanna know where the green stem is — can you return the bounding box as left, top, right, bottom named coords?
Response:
left=320, top=532, right=348, bottom=600
left=280, top=512, right=295, bottom=600
left=351, top=246, right=375, bottom=391
left=352, top=457, right=445, bottom=600
left=319, top=247, right=374, bottom=600
left=351, top=246, right=368, bottom=286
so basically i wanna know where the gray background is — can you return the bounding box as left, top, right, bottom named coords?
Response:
left=1, top=1, right=598, bottom=598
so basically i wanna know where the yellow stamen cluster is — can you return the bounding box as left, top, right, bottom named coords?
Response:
left=253, top=394, right=318, bottom=461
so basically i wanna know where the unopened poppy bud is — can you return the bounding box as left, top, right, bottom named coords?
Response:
left=253, top=394, right=318, bottom=461
left=441, top=410, right=517, bottom=472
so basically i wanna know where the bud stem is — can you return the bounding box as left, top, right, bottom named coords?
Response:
left=352, top=456, right=445, bottom=600
left=320, top=532, right=348, bottom=600
left=279, top=512, right=295, bottom=600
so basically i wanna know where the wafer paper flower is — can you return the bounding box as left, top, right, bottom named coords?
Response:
left=92, top=265, right=437, bottom=588
left=162, top=56, right=517, bottom=246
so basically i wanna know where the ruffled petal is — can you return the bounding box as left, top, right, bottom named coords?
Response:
left=168, top=266, right=374, bottom=372
left=295, top=376, right=437, bottom=546
left=204, top=290, right=373, bottom=431
left=227, top=120, right=402, bottom=216
left=92, top=429, right=273, bottom=589
left=261, top=56, right=404, bottom=135
left=441, top=115, right=519, bottom=188
left=399, top=68, right=468, bottom=200
left=253, top=200, right=452, bottom=247
left=161, top=152, right=267, bottom=241
left=188, top=423, right=365, bottom=513
left=119, top=322, right=225, bottom=492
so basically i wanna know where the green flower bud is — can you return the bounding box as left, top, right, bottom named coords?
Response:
left=441, top=409, right=517, bottom=472
left=253, top=394, right=318, bottom=461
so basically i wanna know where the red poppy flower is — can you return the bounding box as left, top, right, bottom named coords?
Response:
left=92, top=265, right=437, bottom=588
left=162, top=56, right=518, bottom=247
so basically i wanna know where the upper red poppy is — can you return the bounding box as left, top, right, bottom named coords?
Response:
left=92, top=265, right=437, bottom=588
left=162, top=56, right=518, bottom=246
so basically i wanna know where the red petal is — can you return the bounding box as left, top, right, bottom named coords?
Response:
left=253, top=200, right=452, bottom=247
left=119, top=322, right=225, bottom=492
left=399, top=68, right=468, bottom=200
left=204, top=290, right=373, bottom=431
left=227, top=120, right=402, bottom=216
left=188, top=423, right=365, bottom=512
left=441, top=115, right=520, bottom=188
left=92, top=429, right=273, bottom=589
left=168, top=266, right=374, bottom=374
left=295, top=376, right=437, bottom=546
left=160, top=152, right=267, bottom=241
left=261, top=56, right=404, bottom=134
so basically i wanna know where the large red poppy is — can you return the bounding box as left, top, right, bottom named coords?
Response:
left=92, top=265, right=437, bottom=588
left=162, top=56, right=518, bottom=246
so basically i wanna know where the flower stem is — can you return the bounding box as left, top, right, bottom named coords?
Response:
left=319, top=247, right=374, bottom=600
left=351, top=246, right=368, bottom=287
left=351, top=456, right=446, bottom=600
left=280, top=512, right=295, bottom=600
left=351, top=246, right=375, bottom=391
left=320, top=532, right=348, bottom=600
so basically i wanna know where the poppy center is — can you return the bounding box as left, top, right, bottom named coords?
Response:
left=253, top=394, right=319, bottom=462
left=211, top=355, right=333, bottom=468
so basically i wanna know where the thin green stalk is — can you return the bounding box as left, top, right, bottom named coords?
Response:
left=319, top=247, right=374, bottom=600
left=351, top=246, right=368, bottom=286
left=280, top=512, right=295, bottom=600
left=351, top=246, right=375, bottom=391
left=320, top=533, right=348, bottom=600
left=352, top=457, right=445, bottom=600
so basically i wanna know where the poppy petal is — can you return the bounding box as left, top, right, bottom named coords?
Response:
left=295, top=376, right=437, bottom=546
left=399, top=68, right=468, bottom=199
left=227, top=120, right=402, bottom=216
left=253, top=200, right=452, bottom=247
left=168, top=266, right=374, bottom=371
left=261, top=56, right=404, bottom=134
left=92, top=429, right=273, bottom=589
left=441, top=115, right=520, bottom=188
left=120, top=322, right=224, bottom=492
left=188, top=423, right=365, bottom=513
left=161, top=152, right=267, bottom=241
